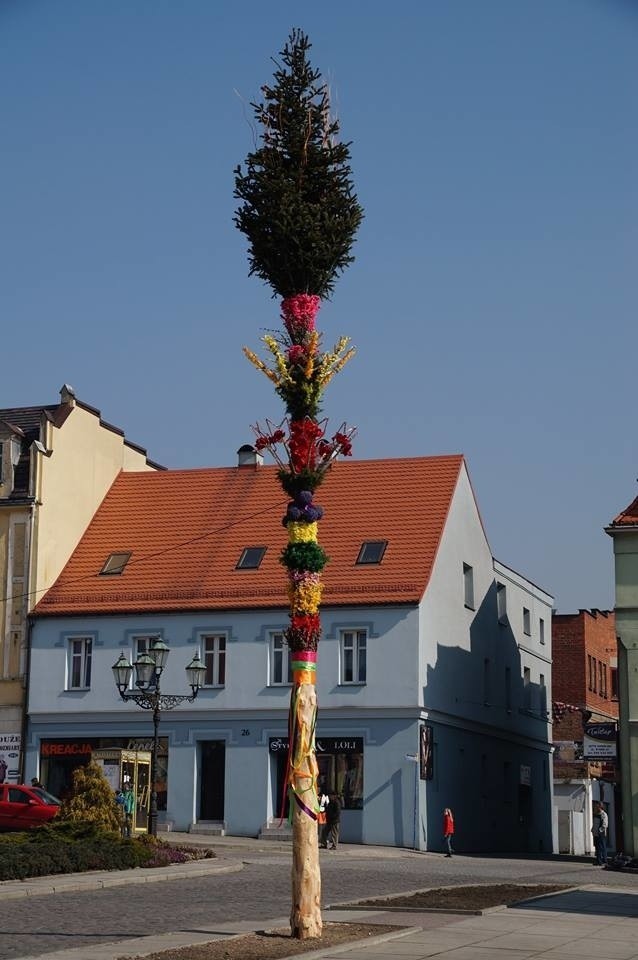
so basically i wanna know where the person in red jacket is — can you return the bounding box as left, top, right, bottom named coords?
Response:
left=443, top=808, right=455, bottom=857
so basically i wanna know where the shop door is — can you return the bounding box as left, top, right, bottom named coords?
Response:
left=200, top=741, right=225, bottom=821
left=517, top=784, right=532, bottom=851
left=274, top=750, right=290, bottom=819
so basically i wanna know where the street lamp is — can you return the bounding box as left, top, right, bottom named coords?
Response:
left=112, top=637, right=206, bottom=836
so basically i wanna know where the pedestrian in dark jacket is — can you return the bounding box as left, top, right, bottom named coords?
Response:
left=443, top=808, right=455, bottom=857
left=325, top=794, right=341, bottom=850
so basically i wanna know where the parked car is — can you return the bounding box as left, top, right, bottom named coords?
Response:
left=0, top=783, right=60, bottom=830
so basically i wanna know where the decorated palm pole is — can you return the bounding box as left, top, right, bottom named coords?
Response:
left=234, top=31, right=363, bottom=940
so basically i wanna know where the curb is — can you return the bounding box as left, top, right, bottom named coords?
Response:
left=327, top=882, right=582, bottom=917
left=0, top=858, right=242, bottom=900
left=13, top=923, right=423, bottom=960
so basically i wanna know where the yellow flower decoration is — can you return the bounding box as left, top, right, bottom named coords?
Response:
left=288, top=521, right=318, bottom=543
left=289, top=580, right=323, bottom=614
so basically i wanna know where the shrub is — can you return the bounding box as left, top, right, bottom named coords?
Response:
left=58, top=760, right=122, bottom=832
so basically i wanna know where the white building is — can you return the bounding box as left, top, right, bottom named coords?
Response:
left=27, top=452, right=554, bottom=850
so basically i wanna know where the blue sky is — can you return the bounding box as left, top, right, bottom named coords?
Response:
left=1, top=1, right=636, bottom=613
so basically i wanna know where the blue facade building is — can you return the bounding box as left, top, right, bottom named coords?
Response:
left=27, top=452, right=554, bottom=851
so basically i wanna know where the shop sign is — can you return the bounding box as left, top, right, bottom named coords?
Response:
left=583, top=723, right=617, bottom=760
left=0, top=733, right=21, bottom=783
left=269, top=737, right=363, bottom=754
left=419, top=724, right=433, bottom=781
left=41, top=742, right=93, bottom=757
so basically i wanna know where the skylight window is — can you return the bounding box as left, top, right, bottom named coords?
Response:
left=100, top=552, right=131, bottom=576
left=236, top=546, right=266, bottom=570
left=356, top=540, right=387, bottom=565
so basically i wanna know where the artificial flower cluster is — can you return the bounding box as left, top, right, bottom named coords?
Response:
left=243, top=295, right=355, bottom=421
left=252, top=417, right=355, bottom=491
left=245, top=293, right=354, bottom=658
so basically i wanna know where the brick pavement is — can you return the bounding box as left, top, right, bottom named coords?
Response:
left=2, top=838, right=638, bottom=960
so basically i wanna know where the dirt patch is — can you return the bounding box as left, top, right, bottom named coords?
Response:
left=353, top=883, right=572, bottom=911
left=125, top=923, right=402, bottom=960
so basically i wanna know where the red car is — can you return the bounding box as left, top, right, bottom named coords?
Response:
left=0, top=784, right=60, bottom=830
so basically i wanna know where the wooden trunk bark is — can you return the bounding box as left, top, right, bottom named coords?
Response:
left=289, top=681, right=322, bottom=939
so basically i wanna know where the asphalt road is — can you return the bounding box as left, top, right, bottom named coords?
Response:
left=1, top=846, right=637, bottom=960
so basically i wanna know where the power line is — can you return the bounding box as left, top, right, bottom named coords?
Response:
left=2, top=497, right=288, bottom=609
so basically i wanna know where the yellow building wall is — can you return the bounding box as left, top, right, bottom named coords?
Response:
left=0, top=398, right=159, bottom=763
left=33, top=403, right=156, bottom=602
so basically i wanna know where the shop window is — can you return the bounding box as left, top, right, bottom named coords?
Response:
left=67, top=637, right=92, bottom=690
left=270, top=632, right=292, bottom=685
left=316, top=738, right=364, bottom=810
left=201, top=634, right=226, bottom=687
left=340, top=629, right=367, bottom=684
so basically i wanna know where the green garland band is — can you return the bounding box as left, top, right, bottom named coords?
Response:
left=291, top=659, right=317, bottom=672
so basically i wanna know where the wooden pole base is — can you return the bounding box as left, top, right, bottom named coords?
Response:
left=289, top=681, right=322, bottom=939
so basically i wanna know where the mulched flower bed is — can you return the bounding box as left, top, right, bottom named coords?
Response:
left=353, top=883, right=572, bottom=911
left=127, top=923, right=402, bottom=960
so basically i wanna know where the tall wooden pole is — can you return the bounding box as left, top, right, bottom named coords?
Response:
left=235, top=32, right=363, bottom=939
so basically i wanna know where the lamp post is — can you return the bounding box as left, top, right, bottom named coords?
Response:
left=112, top=637, right=206, bottom=837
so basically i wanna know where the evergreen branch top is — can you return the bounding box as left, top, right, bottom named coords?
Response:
left=234, top=29, right=364, bottom=298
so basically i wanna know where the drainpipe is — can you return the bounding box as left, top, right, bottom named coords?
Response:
left=20, top=615, right=34, bottom=782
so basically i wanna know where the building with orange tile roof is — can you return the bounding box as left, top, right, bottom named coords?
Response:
left=26, top=448, right=554, bottom=851
left=0, top=384, right=161, bottom=781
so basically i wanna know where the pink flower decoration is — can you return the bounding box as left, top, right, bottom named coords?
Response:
left=281, top=294, right=321, bottom=340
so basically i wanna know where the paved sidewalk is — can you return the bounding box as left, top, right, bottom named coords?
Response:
left=7, top=880, right=638, bottom=960
left=4, top=835, right=638, bottom=960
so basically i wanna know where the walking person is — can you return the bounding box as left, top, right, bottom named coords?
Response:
left=325, top=792, right=341, bottom=850
left=443, top=807, right=455, bottom=857
left=318, top=789, right=330, bottom=847
left=122, top=782, right=136, bottom=838
left=592, top=802, right=609, bottom=865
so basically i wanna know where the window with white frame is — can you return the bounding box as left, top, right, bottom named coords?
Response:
left=270, top=632, right=292, bottom=685
left=340, top=629, right=367, bottom=684
left=67, top=637, right=92, bottom=690
left=463, top=563, right=474, bottom=610
left=523, top=607, right=531, bottom=636
left=496, top=582, right=507, bottom=623
left=202, top=634, right=226, bottom=687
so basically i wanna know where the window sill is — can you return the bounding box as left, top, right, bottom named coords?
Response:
left=338, top=681, right=367, bottom=688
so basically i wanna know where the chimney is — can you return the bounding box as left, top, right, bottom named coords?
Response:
left=59, top=383, right=76, bottom=406
left=237, top=444, right=263, bottom=468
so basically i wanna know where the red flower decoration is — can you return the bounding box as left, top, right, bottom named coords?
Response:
left=334, top=432, right=353, bottom=457
left=287, top=344, right=307, bottom=365
left=289, top=419, right=324, bottom=472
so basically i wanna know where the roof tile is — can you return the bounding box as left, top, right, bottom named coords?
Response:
left=35, top=455, right=464, bottom=616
